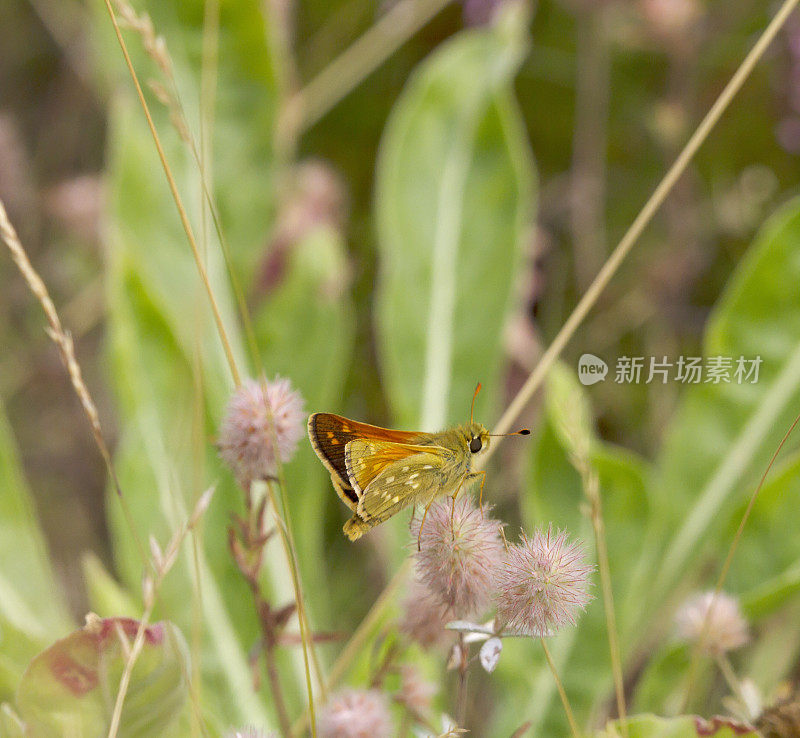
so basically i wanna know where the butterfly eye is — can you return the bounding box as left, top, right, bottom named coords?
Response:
left=469, top=436, right=482, bottom=454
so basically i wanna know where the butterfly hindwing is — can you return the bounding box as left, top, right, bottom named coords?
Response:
left=344, top=440, right=454, bottom=522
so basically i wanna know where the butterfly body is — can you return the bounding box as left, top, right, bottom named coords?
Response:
left=308, top=413, right=491, bottom=540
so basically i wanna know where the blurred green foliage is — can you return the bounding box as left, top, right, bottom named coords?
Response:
left=3, top=0, right=800, bottom=735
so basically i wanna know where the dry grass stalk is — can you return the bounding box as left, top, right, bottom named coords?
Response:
left=107, top=487, right=215, bottom=738
left=0, top=197, right=151, bottom=570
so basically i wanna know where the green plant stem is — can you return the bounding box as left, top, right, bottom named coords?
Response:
left=108, top=608, right=155, bottom=738
left=582, top=467, right=627, bottom=732
left=280, top=0, right=453, bottom=139
left=264, top=639, right=293, bottom=738
left=715, top=653, right=752, bottom=720
left=485, top=0, right=800, bottom=451
left=541, top=638, right=582, bottom=738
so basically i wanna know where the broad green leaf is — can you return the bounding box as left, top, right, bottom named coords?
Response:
left=0, top=400, right=71, bottom=702
left=649, top=196, right=800, bottom=605
left=375, top=5, right=536, bottom=430
left=595, top=714, right=758, bottom=738
left=15, top=618, right=186, bottom=738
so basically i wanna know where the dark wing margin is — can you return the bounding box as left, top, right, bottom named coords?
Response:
left=307, top=413, right=359, bottom=509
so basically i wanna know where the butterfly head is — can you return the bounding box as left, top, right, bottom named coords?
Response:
left=464, top=422, right=491, bottom=455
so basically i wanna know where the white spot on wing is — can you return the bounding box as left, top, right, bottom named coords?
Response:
left=402, top=466, right=410, bottom=472
left=386, top=476, right=395, bottom=483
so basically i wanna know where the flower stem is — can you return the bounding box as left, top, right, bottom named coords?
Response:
left=263, top=639, right=293, bottom=738
left=290, top=560, right=411, bottom=736
left=541, top=638, right=582, bottom=738
left=715, top=653, right=751, bottom=718
left=265, top=481, right=318, bottom=736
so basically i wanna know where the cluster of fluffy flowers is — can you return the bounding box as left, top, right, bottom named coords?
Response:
left=402, top=494, right=595, bottom=644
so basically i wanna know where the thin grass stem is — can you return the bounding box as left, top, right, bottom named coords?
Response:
left=541, top=637, right=582, bottom=738
left=291, top=559, right=411, bottom=737
left=266, top=481, right=318, bottom=738
left=0, top=197, right=150, bottom=573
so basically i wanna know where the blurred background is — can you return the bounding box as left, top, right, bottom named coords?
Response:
left=2, top=0, right=800, bottom=733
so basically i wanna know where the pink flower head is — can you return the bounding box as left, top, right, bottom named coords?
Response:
left=318, top=688, right=393, bottom=738
left=410, top=495, right=504, bottom=618
left=675, top=591, right=750, bottom=655
left=218, top=376, right=305, bottom=489
left=495, top=526, right=594, bottom=637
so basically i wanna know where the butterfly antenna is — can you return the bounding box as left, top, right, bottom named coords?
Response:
left=489, top=428, right=531, bottom=437
left=470, top=382, right=482, bottom=425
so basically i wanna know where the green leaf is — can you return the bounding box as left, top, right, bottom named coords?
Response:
left=649, top=196, right=800, bottom=603
left=375, top=9, right=536, bottom=429
left=0, top=400, right=71, bottom=702
left=15, top=618, right=187, bottom=738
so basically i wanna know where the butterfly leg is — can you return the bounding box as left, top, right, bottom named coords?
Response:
left=417, top=496, right=436, bottom=552
left=467, top=470, right=487, bottom=518
left=450, top=478, right=468, bottom=539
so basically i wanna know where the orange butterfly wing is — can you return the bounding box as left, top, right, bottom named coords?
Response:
left=307, top=413, right=424, bottom=508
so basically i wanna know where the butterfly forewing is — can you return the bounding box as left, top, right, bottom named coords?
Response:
left=343, top=439, right=438, bottom=493
left=308, top=414, right=422, bottom=490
